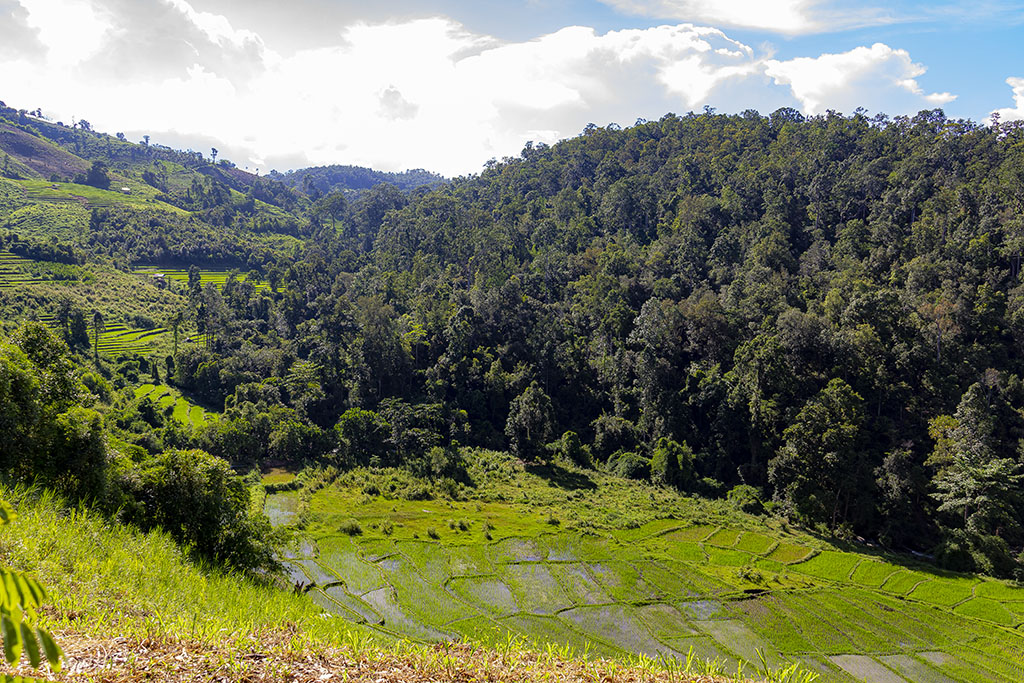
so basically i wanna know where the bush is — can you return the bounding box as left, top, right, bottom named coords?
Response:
left=120, top=448, right=279, bottom=572
left=338, top=518, right=363, bottom=536
left=650, top=438, right=694, bottom=489
left=727, top=484, right=765, bottom=515
left=548, top=431, right=591, bottom=468
left=426, top=527, right=440, bottom=540
left=608, top=450, right=650, bottom=480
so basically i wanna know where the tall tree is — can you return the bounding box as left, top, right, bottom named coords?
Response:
left=769, top=378, right=865, bottom=530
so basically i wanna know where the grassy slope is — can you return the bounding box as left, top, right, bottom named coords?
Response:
left=276, top=454, right=1024, bottom=683
left=0, top=485, right=750, bottom=683
left=134, top=383, right=214, bottom=428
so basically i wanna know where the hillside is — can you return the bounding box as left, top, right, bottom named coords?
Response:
left=3, top=102, right=1024, bottom=682
left=269, top=165, right=446, bottom=196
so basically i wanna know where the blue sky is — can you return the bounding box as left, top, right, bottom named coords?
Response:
left=1, top=0, right=1022, bottom=175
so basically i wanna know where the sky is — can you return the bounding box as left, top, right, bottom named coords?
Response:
left=0, top=1, right=1022, bottom=177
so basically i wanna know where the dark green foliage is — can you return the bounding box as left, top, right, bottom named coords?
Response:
left=549, top=431, right=591, bottom=468
left=334, top=408, right=390, bottom=467
left=505, top=382, right=554, bottom=462
left=769, top=378, right=864, bottom=529
left=122, top=448, right=277, bottom=571
left=84, top=160, right=110, bottom=190
left=270, top=165, right=443, bottom=195
left=608, top=451, right=650, bottom=480
left=0, top=323, right=277, bottom=573
left=650, top=437, right=694, bottom=489
left=727, top=484, right=765, bottom=515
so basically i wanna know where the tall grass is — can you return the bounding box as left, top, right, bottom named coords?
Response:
left=0, top=484, right=371, bottom=645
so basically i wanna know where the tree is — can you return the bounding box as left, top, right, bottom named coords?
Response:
left=91, top=310, right=104, bottom=361
left=651, top=437, right=695, bottom=489
left=170, top=310, right=183, bottom=356
left=84, top=160, right=110, bottom=190
left=126, top=449, right=277, bottom=571
left=505, top=382, right=553, bottom=462
left=929, top=383, right=1024, bottom=574
left=211, top=147, right=218, bottom=164
left=313, top=191, right=348, bottom=230
left=68, top=309, right=89, bottom=349
left=334, top=408, right=390, bottom=467
left=769, top=378, right=865, bottom=529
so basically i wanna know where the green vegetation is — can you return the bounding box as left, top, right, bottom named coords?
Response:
left=272, top=457, right=1024, bottom=681
left=134, top=383, right=212, bottom=428
left=133, top=266, right=272, bottom=291
left=6, top=99, right=1024, bottom=681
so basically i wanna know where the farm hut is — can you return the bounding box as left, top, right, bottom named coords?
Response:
left=121, top=187, right=132, bottom=194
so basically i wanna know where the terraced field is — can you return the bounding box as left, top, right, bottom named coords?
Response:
left=15, top=179, right=183, bottom=212
left=272, top=483, right=1024, bottom=683
left=0, top=250, right=45, bottom=288
left=92, top=321, right=169, bottom=355
left=133, top=383, right=212, bottom=428
left=133, top=266, right=271, bottom=291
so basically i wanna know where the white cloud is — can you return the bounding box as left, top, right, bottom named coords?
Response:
left=991, top=77, right=1024, bottom=122
left=764, top=43, right=955, bottom=115
left=17, top=0, right=109, bottom=65
left=598, top=0, right=893, bottom=34
left=0, top=4, right=958, bottom=176
left=0, top=0, right=44, bottom=59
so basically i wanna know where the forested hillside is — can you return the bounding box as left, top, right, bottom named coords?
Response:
left=269, top=165, right=445, bottom=197
left=2, top=101, right=1024, bottom=584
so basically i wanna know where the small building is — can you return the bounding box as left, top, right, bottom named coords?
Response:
left=120, top=187, right=132, bottom=194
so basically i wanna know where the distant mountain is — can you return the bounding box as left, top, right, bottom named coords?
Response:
left=268, top=165, right=445, bottom=196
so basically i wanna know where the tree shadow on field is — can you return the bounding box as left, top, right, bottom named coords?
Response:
left=525, top=462, right=597, bottom=490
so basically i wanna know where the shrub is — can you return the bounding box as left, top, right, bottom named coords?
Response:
left=608, top=450, right=650, bottom=480
left=120, top=448, right=279, bottom=572
left=338, top=518, right=363, bottom=536
left=426, top=527, right=440, bottom=540
left=651, top=438, right=694, bottom=489
left=727, top=484, right=765, bottom=515
left=401, top=484, right=433, bottom=501
left=549, top=430, right=591, bottom=468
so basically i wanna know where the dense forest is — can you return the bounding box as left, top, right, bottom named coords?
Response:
left=3, top=102, right=1024, bottom=579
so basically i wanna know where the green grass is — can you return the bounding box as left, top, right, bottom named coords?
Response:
left=849, top=560, right=899, bottom=588
left=880, top=569, right=931, bottom=596
left=704, top=528, right=742, bottom=548
left=953, top=597, right=1018, bottom=626
left=732, top=532, right=775, bottom=555
left=668, top=525, right=717, bottom=542
left=975, top=580, right=1024, bottom=601
left=764, top=542, right=812, bottom=564
left=0, top=485, right=367, bottom=645
left=14, top=178, right=185, bottom=213
left=908, top=576, right=977, bottom=607
left=133, top=383, right=213, bottom=427
left=789, top=551, right=861, bottom=582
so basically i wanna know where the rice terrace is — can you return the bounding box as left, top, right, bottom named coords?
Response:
left=269, top=460, right=1024, bottom=683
